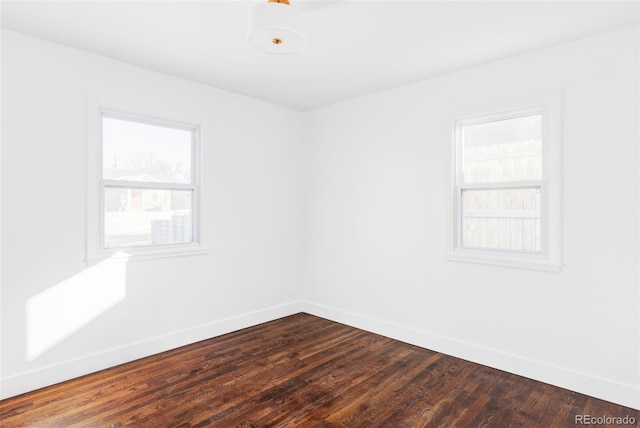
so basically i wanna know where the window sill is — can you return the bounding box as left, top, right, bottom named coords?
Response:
left=445, top=251, right=562, bottom=272
left=86, top=245, right=209, bottom=266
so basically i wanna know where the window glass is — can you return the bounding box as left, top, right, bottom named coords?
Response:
left=102, top=117, right=192, bottom=184
left=461, top=188, right=541, bottom=252
left=462, top=115, right=542, bottom=184
left=104, top=188, right=193, bottom=248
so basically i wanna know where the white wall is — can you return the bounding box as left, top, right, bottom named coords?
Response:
left=303, top=26, right=640, bottom=409
left=2, top=25, right=639, bottom=410
left=0, top=30, right=305, bottom=397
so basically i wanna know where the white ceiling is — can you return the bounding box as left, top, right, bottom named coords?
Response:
left=1, top=1, right=638, bottom=111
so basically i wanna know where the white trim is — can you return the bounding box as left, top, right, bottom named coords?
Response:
left=3, top=301, right=637, bottom=409
left=448, top=91, right=563, bottom=270
left=458, top=180, right=543, bottom=191
left=0, top=302, right=303, bottom=400
left=445, top=251, right=562, bottom=272
left=101, top=108, right=198, bottom=132
left=85, top=245, right=210, bottom=266
left=454, top=107, right=546, bottom=253
left=86, top=95, right=210, bottom=265
left=103, top=180, right=197, bottom=191
left=300, top=301, right=640, bottom=410
left=99, top=110, right=200, bottom=250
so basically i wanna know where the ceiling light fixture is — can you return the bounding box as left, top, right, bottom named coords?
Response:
left=248, top=0, right=306, bottom=55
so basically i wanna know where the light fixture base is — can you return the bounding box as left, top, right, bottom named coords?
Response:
left=248, top=1, right=306, bottom=55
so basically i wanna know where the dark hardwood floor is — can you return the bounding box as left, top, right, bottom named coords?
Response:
left=1, top=313, right=637, bottom=427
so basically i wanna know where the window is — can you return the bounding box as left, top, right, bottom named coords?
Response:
left=448, top=95, right=562, bottom=271
left=88, top=106, right=204, bottom=263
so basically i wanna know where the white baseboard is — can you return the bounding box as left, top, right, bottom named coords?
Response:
left=4, top=299, right=638, bottom=411
left=300, top=300, right=640, bottom=411
left=0, top=301, right=303, bottom=400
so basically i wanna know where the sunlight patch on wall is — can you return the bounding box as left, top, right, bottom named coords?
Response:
left=26, top=255, right=129, bottom=361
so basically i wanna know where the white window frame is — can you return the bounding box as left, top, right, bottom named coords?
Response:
left=446, top=92, right=562, bottom=272
left=86, top=96, right=208, bottom=265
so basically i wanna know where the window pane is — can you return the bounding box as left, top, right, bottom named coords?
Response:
left=462, top=188, right=541, bottom=252
left=462, top=115, right=541, bottom=183
left=104, top=188, right=193, bottom=248
left=102, top=116, right=192, bottom=184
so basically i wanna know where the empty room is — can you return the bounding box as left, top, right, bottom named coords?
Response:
left=1, top=0, right=639, bottom=426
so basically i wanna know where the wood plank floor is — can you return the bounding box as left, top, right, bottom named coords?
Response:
left=1, top=313, right=638, bottom=427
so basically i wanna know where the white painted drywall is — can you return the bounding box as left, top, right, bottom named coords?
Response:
left=0, top=29, right=305, bottom=397
left=2, top=25, right=639, bottom=410
left=303, top=26, right=640, bottom=409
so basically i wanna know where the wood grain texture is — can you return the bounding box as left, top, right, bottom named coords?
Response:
left=1, top=313, right=638, bottom=427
